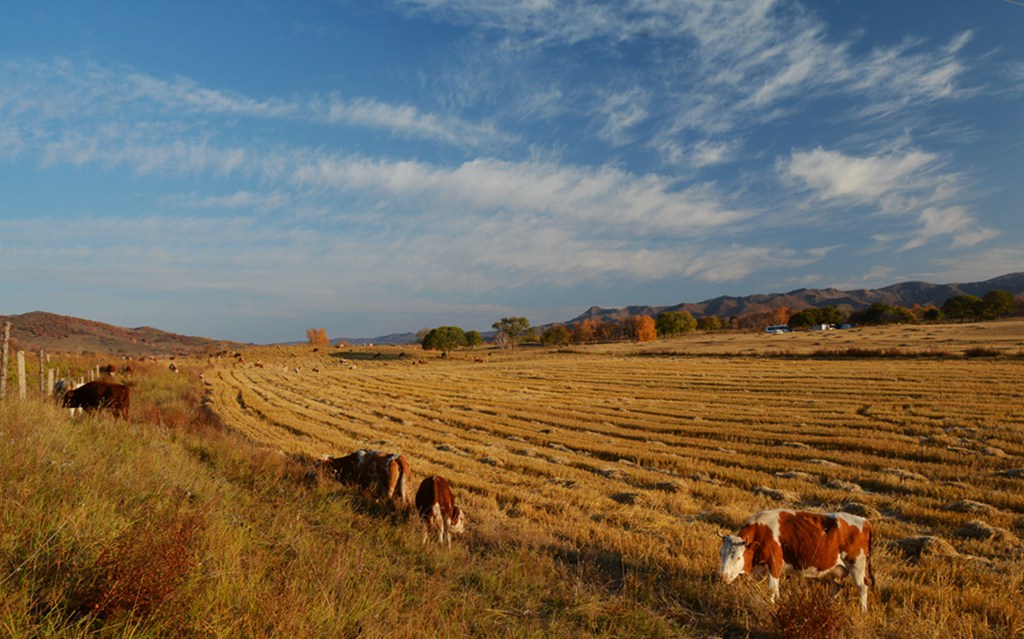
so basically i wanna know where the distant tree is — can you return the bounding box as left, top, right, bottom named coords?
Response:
left=624, top=315, right=657, bottom=342
left=541, top=324, right=571, bottom=346
left=465, top=330, right=483, bottom=349
left=655, top=311, right=697, bottom=337
left=636, top=316, right=657, bottom=342
left=942, top=295, right=983, bottom=321
left=736, top=310, right=779, bottom=331
left=306, top=327, right=330, bottom=347
left=571, top=319, right=598, bottom=344
left=597, top=320, right=622, bottom=342
left=787, top=306, right=843, bottom=330
left=787, top=309, right=816, bottom=330
left=422, top=326, right=468, bottom=357
left=492, top=317, right=531, bottom=350
left=922, top=307, right=944, bottom=322
left=981, top=290, right=1016, bottom=320
left=696, top=315, right=723, bottom=331
left=849, top=303, right=915, bottom=325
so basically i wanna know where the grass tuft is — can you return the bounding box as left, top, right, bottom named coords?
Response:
left=772, top=583, right=850, bottom=639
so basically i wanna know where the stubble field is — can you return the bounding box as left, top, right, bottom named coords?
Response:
left=204, top=321, right=1024, bottom=637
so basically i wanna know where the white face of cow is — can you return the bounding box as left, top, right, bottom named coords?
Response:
left=450, top=506, right=466, bottom=534
left=718, top=535, right=748, bottom=584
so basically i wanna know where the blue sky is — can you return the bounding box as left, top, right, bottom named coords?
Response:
left=1, top=1, right=1022, bottom=343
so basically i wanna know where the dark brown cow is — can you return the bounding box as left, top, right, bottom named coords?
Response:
left=317, top=450, right=366, bottom=484
left=719, top=509, right=874, bottom=610
left=63, top=381, right=130, bottom=420
left=415, top=475, right=465, bottom=548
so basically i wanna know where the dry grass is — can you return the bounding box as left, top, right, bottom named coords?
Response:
left=200, top=320, right=1024, bottom=637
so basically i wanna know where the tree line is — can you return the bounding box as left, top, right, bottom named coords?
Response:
left=309, top=289, right=1021, bottom=351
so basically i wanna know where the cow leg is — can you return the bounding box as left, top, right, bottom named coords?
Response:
left=442, top=516, right=452, bottom=550
left=767, top=547, right=784, bottom=604
left=850, top=555, right=870, bottom=611
left=767, top=575, right=781, bottom=603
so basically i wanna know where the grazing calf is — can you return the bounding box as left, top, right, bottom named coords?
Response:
left=415, top=475, right=465, bottom=548
left=63, top=381, right=131, bottom=420
left=719, top=509, right=874, bottom=610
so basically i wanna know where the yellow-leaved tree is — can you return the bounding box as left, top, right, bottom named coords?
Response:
left=306, top=327, right=330, bottom=347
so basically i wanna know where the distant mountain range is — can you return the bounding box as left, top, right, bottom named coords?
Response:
left=563, top=271, right=1024, bottom=328
left=4, top=273, right=1022, bottom=352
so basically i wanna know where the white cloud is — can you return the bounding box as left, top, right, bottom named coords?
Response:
left=781, top=146, right=941, bottom=208
left=781, top=146, right=998, bottom=252
left=324, top=94, right=509, bottom=147
left=900, top=206, right=999, bottom=251
left=293, top=155, right=751, bottom=235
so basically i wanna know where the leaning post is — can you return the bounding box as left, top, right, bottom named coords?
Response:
left=39, top=350, right=46, bottom=394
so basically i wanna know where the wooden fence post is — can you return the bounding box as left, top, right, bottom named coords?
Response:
left=39, top=350, right=46, bottom=394
left=0, top=321, right=9, bottom=401
left=17, top=350, right=26, bottom=400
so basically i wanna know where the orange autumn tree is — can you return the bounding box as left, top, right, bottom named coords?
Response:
left=625, top=315, right=657, bottom=342
left=306, top=327, right=330, bottom=347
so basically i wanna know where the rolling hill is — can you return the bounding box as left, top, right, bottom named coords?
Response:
left=0, top=311, right=242, bottom=356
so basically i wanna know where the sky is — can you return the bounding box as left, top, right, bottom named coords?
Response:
left=1, top=1, right=1022, bottom=343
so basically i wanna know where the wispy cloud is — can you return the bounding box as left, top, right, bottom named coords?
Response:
left=780, top=146, right=942, bottom=210
left=780, top=145, right=997, bottom=251
left=0, top=59, right=506, bottom=150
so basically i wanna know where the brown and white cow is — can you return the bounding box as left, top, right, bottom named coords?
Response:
left=415, top=475, right=465, bottom=548
left=319, top=449, right=413, bottom=513
left=63, top=380, right=131, bottom=420
left=361, top=451, right=413, bottom=513
left=718, top=509, right=874, bottom=610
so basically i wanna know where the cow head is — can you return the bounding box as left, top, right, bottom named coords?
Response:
left=450, top=506, right=466, bottom=535
left=718, top=534, right=754, bottom=584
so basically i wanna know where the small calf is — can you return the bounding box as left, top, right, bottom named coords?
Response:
left=415, top=475, right=465, bottom=548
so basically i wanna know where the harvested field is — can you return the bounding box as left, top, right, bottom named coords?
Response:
left=204, top=321, right=1024, bottom=637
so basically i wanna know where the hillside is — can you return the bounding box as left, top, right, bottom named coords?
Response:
left=567, top=271, right=1024, bottom=325
left=0, top=311, right=241, bottom=356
